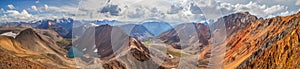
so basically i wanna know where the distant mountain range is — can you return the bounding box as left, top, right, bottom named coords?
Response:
left=1, top=19, right=175, bottom=39
left=159, top=23, right=210, bottom=50
left=119, top=24, right=154, bottom=41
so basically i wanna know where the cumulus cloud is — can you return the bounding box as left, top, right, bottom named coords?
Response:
left=31, top=5, right=38, bottom=11
left=7, top=4, right=15, bottom=9
left=99, top=5, right=121, bottom=16
left=1, top=10, right=37, bottom=22
left=263, top=5, right=286, bottom=15
left=214, top=1, right=290, bottom=17
left=46, top=6, right=79, bottom=15
left=278, top=11, right=290, bottom=16
left=194, top=0, right=218, bottom=7
left=234, top=2, right=266, bottom=15
left=80, top=0, right=295, bottom=22
left=126, top=7, right=145, bottom=18
left=44, top=4, right=48, bottom=10
left=167, top=5, right=183, bottom=14
left=217, top=2, right=234, bottom=10
left=8, top=10, right=33, bottom=19
left=0, top=0, right=299, bottom=23
left=79, top=0, right=106, bottom=11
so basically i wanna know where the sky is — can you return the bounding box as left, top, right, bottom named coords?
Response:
left=0, top=0, right=299, bottom=23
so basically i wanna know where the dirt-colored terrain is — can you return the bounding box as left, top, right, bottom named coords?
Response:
left=221, top=12, right=300, bottom=68
left=0, top=28, right=76, bottom=68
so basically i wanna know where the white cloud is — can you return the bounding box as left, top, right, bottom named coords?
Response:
left=31, top=5, right=38, bottom=11
left=38, top=0, right=295, bottom=22
left=44, top=4, right=49, bottom=10
left=218, top=2, right=234, bottom=10
left=6, top=10, right=20, bottom=15
left=79, top=0, right=106, bottom=11
left=196, top=0, right=218, bottom=7
left=0, top=0, right=299, bottom=23
left=20, top=10, right=32, bottom=17
left=234, top=2, right=266, bottom=15
left=97, top=0, right=212, bottom=22
left=278, top=11, right=290, bottom=16
left=228, top=1, right=293, bottom=18
left=264, top=5, right=286, bottom=15
left=295, top=0, right=300, bottom=5
left=3, top=10, right=36, bottom=21
left=7, top=4, right=15, bottom=9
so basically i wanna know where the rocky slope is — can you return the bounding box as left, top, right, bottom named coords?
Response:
left=157, top=11, right=300, bottom=69
left=0, top=28, right=77, bottom=68
left=206, top=12, right=260, bottom=68
left=232, top=12, right=300, bottom=69
left=73, top=25, right=170, bottom=69
left=215, top=12, right=300, bottom=69
left=0, top=45, right=44, bottom=69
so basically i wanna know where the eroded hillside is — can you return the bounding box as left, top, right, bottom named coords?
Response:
left=223, top=12, right=300, bottom=68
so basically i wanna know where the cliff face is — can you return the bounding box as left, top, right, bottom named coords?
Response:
left=223, top=12, right=300, bottom=68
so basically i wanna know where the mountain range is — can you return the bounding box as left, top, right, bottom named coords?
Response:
left=0, top=11, right=300, bottom=68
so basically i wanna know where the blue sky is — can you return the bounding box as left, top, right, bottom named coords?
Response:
left=0, top=0, right=299, bottom=23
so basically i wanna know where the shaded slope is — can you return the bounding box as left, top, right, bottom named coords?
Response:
left=16, top=28, right=66, bottom=55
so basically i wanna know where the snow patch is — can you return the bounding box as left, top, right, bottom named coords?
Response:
left=93, top=49, right=98, bottom=53
left=82, top=48, right=87, bottom=52
left=1, top=32, right=18, bottom=38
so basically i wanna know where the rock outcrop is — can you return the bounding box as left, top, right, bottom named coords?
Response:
left=223, top=12, right=300, bottom=68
